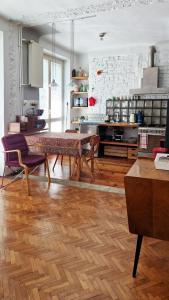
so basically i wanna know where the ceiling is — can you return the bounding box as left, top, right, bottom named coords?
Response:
left=1, top=0, right=169, bottom=53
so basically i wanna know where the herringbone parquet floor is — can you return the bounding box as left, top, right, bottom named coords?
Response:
left=0, top=179, right=169, bottom=299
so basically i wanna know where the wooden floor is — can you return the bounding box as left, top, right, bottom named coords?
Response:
left=46, top=156, right=134, bottom=188
left=1, top=170, right=169, bottom=299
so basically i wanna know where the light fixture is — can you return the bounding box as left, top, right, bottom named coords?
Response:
left=49, top=22, right=59, bottom=88
left=69, top=19, right=76, bottom=88
left=96, top=32, right=107, bottom=75
left=96, top=69, right=104, bottom=75
left=99, top=32, right=107, bottom=41
left=96, top=69, right=108, bottom=75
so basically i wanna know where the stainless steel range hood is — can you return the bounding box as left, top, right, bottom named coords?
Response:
left=130, top=46, right=169, bottom=95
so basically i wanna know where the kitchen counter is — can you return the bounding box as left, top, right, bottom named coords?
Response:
left=98, top=122, right=138, bottom=128
left=72, top=121, right=138, bottom=127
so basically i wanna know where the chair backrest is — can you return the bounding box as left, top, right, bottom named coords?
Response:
left=65, top=129, right=77, bottom=133
left=1, top=134, right=29, bottom=163
left=89, top=135, right=100, bottom=156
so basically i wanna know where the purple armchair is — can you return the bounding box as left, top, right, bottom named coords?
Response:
left=1, top=133, right=50, bottom=195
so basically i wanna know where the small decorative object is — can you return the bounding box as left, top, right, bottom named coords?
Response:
left=154, top=153, right=169, bottom=171
left=104, top=115, right=110, bottom=122
left=35, top=109, right=44, bottom=116
left=80, top=116, right=85, bottom=121
left=114, top=112, right=120, bottom=122
left=136, top=111, right=144, bottom=124
left=72, top=69, right=76, bottom=77
left=129, top=113, right=136, bottom=123
left=84, top=72, right=88, bottom=77
left=84, top=84, right=88, bottom=92
left=96, top=69, right=104, bottom=75
left=82, top=85, right=86, bottom=92
left=89, top=97, right=96, bottom=106
left=79, top=67, right=84, bottom=77
left=73, top=84, right=79, bottom=92
left=79, top=84, right=84, bottom=92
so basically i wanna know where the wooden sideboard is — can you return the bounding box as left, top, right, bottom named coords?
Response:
left=98, top=122, right=138, bottom=159
left=124, top=158, right=169, bottom=276
left=8, top=115, right=47, bottom=135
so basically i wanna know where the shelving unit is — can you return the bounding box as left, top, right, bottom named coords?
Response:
left=106, top=98, right=168, bottom=126
left=71, top=76, right=88, bottom=108
left=100, top=140, right=138, bottom=147
left=9, top=115, right=48, bottom=135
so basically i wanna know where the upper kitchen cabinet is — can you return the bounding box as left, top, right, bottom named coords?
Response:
left=28, top=41, right=43, bottom=88
left=22, top=40, right=43, bottom=88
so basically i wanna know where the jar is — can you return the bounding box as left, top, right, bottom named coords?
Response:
left=73, top=85, right=79, bottom=92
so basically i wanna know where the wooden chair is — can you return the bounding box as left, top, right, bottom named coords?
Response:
left=1, top=133, right=51, bottom=196
left=72, top=135, right=100, bottom=180
left=52, top=129, right=78, bottom=176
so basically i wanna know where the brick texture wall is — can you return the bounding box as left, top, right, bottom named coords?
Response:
left=71, top=43, right=169, bottom=120
left=88, top=53, right=148, bottom=115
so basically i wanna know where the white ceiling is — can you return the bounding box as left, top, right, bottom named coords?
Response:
left=1, top=0, right=169, bottom=53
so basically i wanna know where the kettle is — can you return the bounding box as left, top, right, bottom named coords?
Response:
left=136, top=111, right=144, bottom=125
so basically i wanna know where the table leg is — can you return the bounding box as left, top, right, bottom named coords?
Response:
left=69, top=156, right=71, bottom=177
left=77, top=157, right=81, bottom=181
left=91, top=156, right=94, bottom=173
left=132, top=234, right=143, bottom=278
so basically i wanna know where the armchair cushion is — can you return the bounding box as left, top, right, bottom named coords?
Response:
left=7, top=154, right=46, bottom=168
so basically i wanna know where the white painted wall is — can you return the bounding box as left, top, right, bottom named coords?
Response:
left=88, top=51, right=148, bottom=115
left=0, top=31, right=4, bottom=175
left=0, top=18, right=21, bottom=175
left=74, top=53, right=89, bottom=74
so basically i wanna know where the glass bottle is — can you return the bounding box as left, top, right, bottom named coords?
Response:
left=72, top=69, right=76, bottom=77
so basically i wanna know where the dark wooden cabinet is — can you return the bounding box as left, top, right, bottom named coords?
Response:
left=98, top=123, right=138, bottom=159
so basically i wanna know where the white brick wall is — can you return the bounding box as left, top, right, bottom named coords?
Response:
left=155, top=43, right=169, bottom=87
left=71, top=42, right=169, bottom=120
left=88, top=53, right=148, bottom=115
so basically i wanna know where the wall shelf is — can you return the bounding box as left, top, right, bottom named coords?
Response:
left=72, top=92, right=88, bottom=95
left=72, top=76, right=88, bottom=80
left=71, top=75, right=89, bottom=109
left=72, top=106, right=88, bottom=108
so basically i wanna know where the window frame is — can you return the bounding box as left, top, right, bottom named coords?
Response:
left=40, top=54, right=64, bottom=132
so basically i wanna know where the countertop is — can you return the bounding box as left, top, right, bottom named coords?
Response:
left=126, top=158, right=169, bottom=181
left=72, top=121, right=138, bottom=127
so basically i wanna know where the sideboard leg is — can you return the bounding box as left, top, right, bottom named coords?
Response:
left=132, top=234, right=143, bottom=278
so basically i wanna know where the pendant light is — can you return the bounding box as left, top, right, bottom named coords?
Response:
left=49, top=22, right=58, bottom=88
left=69, top=19, right=76, bottom=88
left=96, top=32, right=108, bottom=76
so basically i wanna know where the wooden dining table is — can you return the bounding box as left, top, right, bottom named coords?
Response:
left=26, top=132, right=94, bottom=180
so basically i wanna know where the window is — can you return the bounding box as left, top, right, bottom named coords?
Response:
left=39, top=56, right=63, bottom=132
